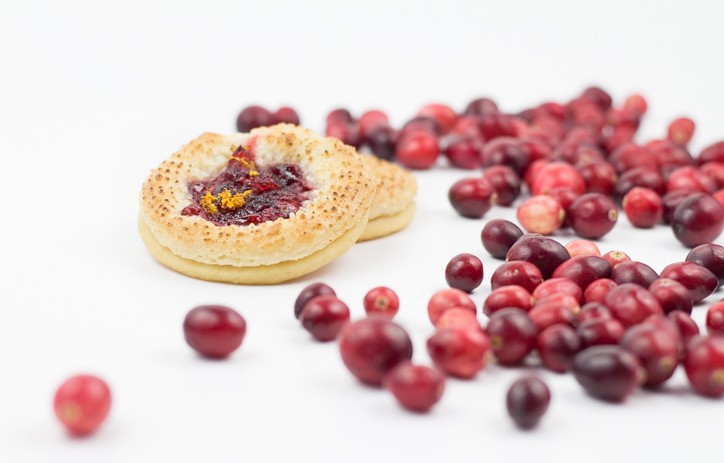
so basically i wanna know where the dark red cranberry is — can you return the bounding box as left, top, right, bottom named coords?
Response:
left=491, top=261, right=544, bottom=292
left=529, top=303, right=576, bottom=331
left=426, top=327, right=491, bottom=378
left=576, top=302, right=613, bottom=324
left=506, top=234, right=571, bottom=279
left=395, top=131, right=440, bottom=169
left=699, top=141, right=724, bottom=165
left=483, top=285, right=534, bottom=316
left=602, top=250, right=631, bottom=269
left=568, top=193, right=618, bottom=240
left=427, top=288, right=476, bottom=325
left=660, top=261, right=718, bottom=304
left=444, top=135, right=483, bottom=169
left=294, top=282, right=336, bottom=319
left=326, top=108, right=353, bottom=125
left=481, top=219, right=524, bottom=259
left=667, top=166, right=716, bottom=194
left=358, top=109, right=389, bottom=138
left=417, top=104, right=457, bottom=134
left=706, top=301, right=724, bottom=334
left=683, top=335, right=724, bottom=396
left=604, top=283, right=663, bottom=328
left=183, top=305, right=247, bottom=358
left=481, top=137, right=531, bottom=175
left=338, top=318, right=413, bottom=386
left=667, top=117, right=695, bottom=146
left=448, top=177, right=495, bottom=218
left=620, top=324, right=679, bottom=388
left=583, top=279, right=618, bottom=304
left=613, top=167, right=665, bottom=199
left=506, top=377, right=551, bottom=429
left=478, top=114, right=521, bottom=141
left=579, top=161, right=617, bottom=196
left=611, top=261, right=659, bottom=288
left=577, top=318, right=625, bottom=347
left=365, top=124, right=397, bottom=160
left=532, top=278, right=583, bottom=303
left=482, top=165, right=522, bottom=206
left=661, top=190, right=693, bottom=224
left=273, top=106, right=300, bottom=125
left=649, top=279, right=693, bottom=314
left=609, top=143, right=659, bottom=174
left=464, top=97, right=499, bottom=117
left=646, top=139, right=695, bottom=173
left=445, top=253, right=484, bottom=293
left=486, top=308, right=539, bottom=365
left=300, top=296, right=351, bottom=342
left=530, top=162, right=586, bottom=196
left=623, top=187, right=663, bottom=228
left=383, top=362, right=445, bottom=413
left=686, top=243, right=724, bottom=287
left=516, top=195, right=565, bottom=235
left=520, top=136, right=553, bottom=163
left=326, top=121, right=362, bottom=148
left=671, top=193, right=724, bottom=247
left=363, top=287, right=400, bottom=318
left=537, top=324, right=582, bottom=373
left=572, top=345, right=643, bottom=402
left=236, top=105, right=274, bottom=132
left=551, top=256, right=612, bottom=290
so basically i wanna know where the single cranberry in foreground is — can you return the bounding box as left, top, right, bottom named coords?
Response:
left=427, top=327, right=491, bottom=378
left=294, top=282, right=336, bottom=319
left=683, top=335, right=724, bottom=397
left=537, top=324, right=582, bottom=373
left=396, top=131, right=440, bottom=169
left=671, top=193, right=724, bottom=248
left=481, top=219, right=524, bottom=259
left=506, top=377, right=551, bottom=430
left=338, top=317, right=413, bottom=386
left=707, top=301, right=724, bottom=335
left=449, top=177, right=495, bottom=219
left=183, top=305, right=247, bottom=358
left=686, top=243, right=724, bottom=287
left=236, top=105, right=275, bottom=132
left=300, top=296, right=351, bottom=342
left=486, top=308, right=539, bottom=366
left=516, top=195, right=565, bottom=235
left=445, top=253, right=484, bottom=292
left=620, top=324, right=679, bottom=388
left=568, top=193, right=618, bottom=240
left=384, top=363, right=445, bottom=413
left=427, top=288, right=476, bottom=325
left=572, top=345, right=643, bottom=402
left=565, top=239, right=601, bottom=258
left=363, top=287, right=400, bottom=318
left=54, top=375, right=112, bottom=436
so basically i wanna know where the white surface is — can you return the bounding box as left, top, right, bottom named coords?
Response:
left=1, top=1, right=724, bottom=461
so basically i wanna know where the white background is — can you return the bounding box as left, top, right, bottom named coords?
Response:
left=1, top=1, right=723, bottom=461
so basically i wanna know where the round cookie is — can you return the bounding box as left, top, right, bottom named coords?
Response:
left=139, top=124, right=375, bottom=284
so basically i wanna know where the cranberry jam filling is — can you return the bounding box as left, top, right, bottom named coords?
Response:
left=181, top=145, right=314, bottom=226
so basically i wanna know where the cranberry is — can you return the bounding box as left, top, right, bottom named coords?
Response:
left=671, top=193, right=724, bottom=247
left=300, top=296, right=351, bottom=342
left=273, top=106, right=300, bottom=125
left=581, top=86, right=613, bottom=110
left=624, top=94, right=648, bottom=116
left=649, top=279, right=693, bottom=314
left=490, top=261, right=543, bottom=292
left=506, top=377, right=551, bottom=429
left=686, top=243, right=724, bottom=286
left=552, top=256, right=612, bottom=290
left=365, top=125, right=397, bottom=160
left=699, top=141, right=724, bottom=165
left=464, top=97, right=500, bottom=117
left=483, top=285, right=534, bottom=316
left=444, top=135, right=483, bottom=169
left=604, top=283, right=663, bottom=328
left=481, top=219, right=524, bottom=259
left=602, top=250, right=631, bottom=269
left=445, top=253, right=484, bottom=293
left=683, top=335, right=724, bottom=396
left=451, top=116, right=484, bottom=138
left=620, top=324, right=679, bottom=387
left=478, top=115, right=521, bottom=141
left=482, top=165, right=522, bottom=206
left=647, top=139, right=695, bottom=173
left=294, top=282, right=336, bottom=319
left=668, top=310, right=700, bottom=346
left=326, top=121, right=362, bottom=148
left=609, top=144, right=659, bottom=174
left=506, top=234, right=571, bottom=280
left=427, top=288, right=476, bottom=325
left=667, top=117, right=695, bottom=146
left=568, top=193, right=618, bottom=240
left=660, top=261, right=718, bottom=304
left=706, top=301, right=724, bottom=334
left=565, top=239, right=601, bottom=258
left=486, top=308, right=539, bottom=365
left=529, top=303, right=576, bottom=331
left=611, top=261, right=659, bottom=287
left=530, top=162, right=586, bottom=196
left=516, top=196, right=565, bottom=235
left=613, top=167, right=665, bottom=199
left=183, top=305, right=247, bottom=358
left=326, top=108, right=353, bottom=125
left=662, top=190, right=693, bottom=224
left=448, top=177, right=495, bottom=218
left=338, top=318, right=413, bottom=386
left=572, top=345, right=643, bottom=402
left=401, top=116, right=439, bottom=136
left=667, top=166, right=716, bottom=194
left=435, top=307, right=482, bottom=331
left=481, top=137, right=531, bottom=174
left=576, top=302, right=613, bottom=324
left=358, top=109, right=389, bottom=137
left=577, top=318, right=625, bottom=347
left=584, top=279, right=618, bottom=304
left=383, top=362, right=445, bottom=413
left=395, top=131, right=440, bottom=169
left=533, top=278, right=583, bottom=303
left=236, top=105, right=274, bottom=132
left=579, top=161, right=617, bottom=196
left=623, top=187, right=663, bottom=228
left=363, top=287, right=400, bottom=318
left=701, top=162, right=724, bottom=189
left=417, top=104, right=457, bottom=134
left=537, top=324, right=582, bottom=373
left=54, top=375, right=112, bottom=436
left=520, top=136, right=553, bottom=163
left=427, top=327, right=491, bottom=378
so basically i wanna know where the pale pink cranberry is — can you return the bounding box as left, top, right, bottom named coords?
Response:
left=427, top=288, right=476, bottom=325
left=602, top=250, right=631, bottom=269
left=667, top=117, right=695, bottom=146
left=427, top=327, right=491, bottom=378
left=516, top=195, right=565, bottom=235
left=396, top=131, right=440, bottom=169
left=363, top=287, right=400, bottom=318
left=532, top=278, right=583, bottom=303
left=417, top=103, right=458, bottom=134
left=565, top=239, right=601, bottom=258
left=435, top=308, right=481, bottom=331
left=623, top=94, right=648, bottom=116
left=623, top=187, right=663, bottom=228
left=483, top=285, right=534, bottom=316
left=54, top=375, right=112, bottom=436
left=383, top=362, right=445, bottom=413
left=530, top=162, right=586, bottom=196
left=584, top=278, right=618, bottom=304
left=706, top=301, right=724, bottom=335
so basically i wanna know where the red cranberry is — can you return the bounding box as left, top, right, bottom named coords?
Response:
left=609, top=143, right=659, bottom=174
left=568, top=193, right=618, bottom=240
left=417, top=104, right=457, bottom=134
left=54, top=375, right=112, bottom=436
left=660, top=261, right=718, bottom=304
left=529, top=303, right=576, bottom=331
left=577, top=302, right=613, bottom=324
left=611, top=261, right=659, bottom=288
left=426, top=327, right=491, bottom=378
left=481, top=219, right=524, bottom=259
left=451, top=116, right=484, bottom=138
left=435, top=307, right=482, bottom=331
left=565, top=239, right=601, bottom=258
left=686, top=243, right=724, bottom=286
left=295, top=282, right=336, bottom=319
left=662, top=190, right=693, bottom=224
left=613, top=167, right=665, bottom=200
left=620, top=324, right=679, bottom=388
left=464, top=97, right=500, bottom=117
left=444, top=135, right=483, bottom=169
left=581, top=86, right=613, bottom=110
left=604, top=283, right=663, bottom=328
left=482, top=165, right=522, bottom=206
left=395, top=131, right=440, bottom=169
left=667, top=166, right=716, bottom=194
left=445, top=253, right=484, bottom=293
left=699, top=141, right=724, bottom=165
left=326, top=108, right=353, bottom=125
left=668, top=310, right=700, bottom=346
left=577, top=318, right=625, bottom=347
left=383, top=362, right=445, bottom=413
left=365, top=124, right=397, bottom=160
left=646, top=139, right=695, bottom=173
left=506, top=377, right=551, bottom=429
left=363, top=287, right=400, bottom=318
left=649, top=279, right=693, bottom=314
left=706, top=301, right=724, bottom=334
left=530, top=162, right=586, bottom=196
left=683, top=335, right=724, bottom=396
left=624, top=94, right=648, bottom=116
left=183, top=305, right=247, bottom=358
left=481, top=137, right=531, bottom=175
left=623, top=187, right=663, bottom=228
left=715, top=189, right=724, bottom=208
left=478, top=115, right=521, bottom=141
left=358, top=109, right=389, bottom=138
left=535, top=293, right=580, bottom=312
left=401, top=116, right=439, bottom=136
left=533, top=278, right=583, bottom=303
left=486, top=308, right=539, bottom=365
left=506, top=234, right=571, bottom=279
left=537, top=324, right=582, bottom=373
left=667, top=117, right=695, bottom=146
left=236, top=105, right=274, bottom=132
left=579, top=161, right=617, bottom=196
left=547, top=188, right=579, bottom=228
left=520, top=136, right=553, bottom=163
left=273, top=106, right=300, bottom=125
left=338, top=318, right=413, bottom=386
left=483, top=285, right=534, bottom=316
left=701, top=162, right=724, bottom=189
left=584, top=279, right=618, bottom=304
left=552, top=256, right=612, bottom=290
left=671, top=193, right=724, bottom=247
left=448, top=177, right=495, bottom=218
left=602, top=250, right=631, bottom=269
left=300, top=296, right=351, bottom=342
left=516, top=196, right=565, bottom=235
left=491, top=261, right=543, bottom=292
left=427, top=288, right=476, bottom=325
left=326, top=121, right=362, bottom=148
left=572, top=345, right=643, bottom=402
